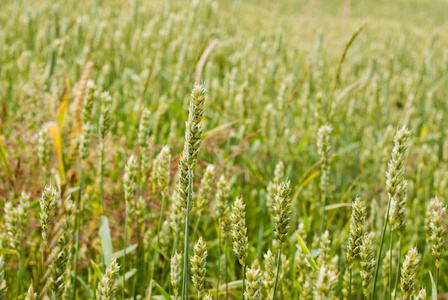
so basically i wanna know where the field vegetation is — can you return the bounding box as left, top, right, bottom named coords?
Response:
left=0, top=0, right=448, bottom=299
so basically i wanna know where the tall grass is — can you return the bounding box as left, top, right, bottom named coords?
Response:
left=0, top=0, right=447, bottom=299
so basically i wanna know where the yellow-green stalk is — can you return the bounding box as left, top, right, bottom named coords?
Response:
left=372, top=126, right=411, bottom=299
left=73, top=80, right=97, bottom=298
left=152, top=146, right=171, bottom=280
left=0, top=255, right=6, bottom=300
left=179, top=85, right=207, bottom=300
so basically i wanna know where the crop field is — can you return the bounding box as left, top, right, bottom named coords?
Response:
left=0, top=0, right=448, bottom=299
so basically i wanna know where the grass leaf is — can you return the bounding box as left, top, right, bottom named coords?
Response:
left=118, top=268, right=137, bottom=285
left=99, top=216, right=113, bottom=268
left=295, top=231, right=319, bottom=276
left=112, top=244, right=138, bottom=260
left=429, top=271, right=437, bottom=300
left=152, top=280, right=171, bottom=300
left=0, top=248, right=19, bottom=255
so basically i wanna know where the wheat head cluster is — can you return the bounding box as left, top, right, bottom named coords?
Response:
left=0, top=0, right=447, bottom=299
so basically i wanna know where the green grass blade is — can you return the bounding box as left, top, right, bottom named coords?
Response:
left=295, top=231, right=319, bottom=276
left=99, top=216, right=113, bottom=268
left=112, top=244, right=138, bottom=260
left=152, top=280, right=171, bottom=300
left=429, top=271, right=437, bottom=300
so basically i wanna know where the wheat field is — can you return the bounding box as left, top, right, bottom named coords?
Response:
left=0, top=0, right=447, bottom=299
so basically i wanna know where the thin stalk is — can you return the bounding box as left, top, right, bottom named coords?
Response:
left=123, top=209, right=128, bottom=300
left=371, top=198, right=392, bottom=299
left=17, top=253, right=21, bottom=298
left=43, top=169, right=47, bottom=186
left=217, top=228, right=221, bottom=300
left=389, top=229, right=393, bottom=300
left=319, top=175, right=327, bottom=236
left=172, top=218, right=181, bottom=257
left=436, top=268, right=439, bottom=289
left=419, top=243, right=427, bottom=284
left=192, top=216, right=201, bottom=243
left=100, top=140, right=105, bottom=214
left=241, top=265, right=246, bottom=300
left=72, top=165, right=84, bottom=299
left=181, top=170, right=193, bottom=300
left=349, top=267, right=352, bottom=300
left=225, top=239, right=228, bottom=300
left=151, top=195, right=166, bottom=280
left=272, top=248, right=282, bottom=300
left=135, top=226, right=143, bottom=299
left=392, top=237, right=401, bottom=300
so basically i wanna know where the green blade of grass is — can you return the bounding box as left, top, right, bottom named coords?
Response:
left=295, top=231, right=319, bottom=276
left=429, top=271, right=437, bottom=300
left=99, top=216, right=113, bottom=268
left=112, top=244, right=138, bottom=261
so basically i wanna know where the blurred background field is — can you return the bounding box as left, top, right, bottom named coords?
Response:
left=0, top=0, right=447, bottom=299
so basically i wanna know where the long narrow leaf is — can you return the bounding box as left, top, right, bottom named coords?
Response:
left=90, top=259, right=103, bottom=280
left=72, top=271, right=94, bottom=299
left=48, top=122, right=66, bottom=182
left=152, top=280, right=171, bottom=300
left=0, top=248, right=19, bottom=255
left=295, top=231, right=319, bottom=276
left=0, top=135, right=12, bottom=178
left=99, top=216, right=113, bottom=268
left=118, top=268, right=137, bottom=285
left=429, top=271, right=437, bottom=300
left=112, top=244, right=138, bottom=260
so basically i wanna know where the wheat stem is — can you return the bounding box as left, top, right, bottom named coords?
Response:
left=182, top=170, right=193, bottom=300
left=272, top=248, right=281, bottom=300
left=123, top=209, right=128, bottom=300
left=393, top=237, right=401, bottom=300
left=217, top=227, right=221, bottom=300
left=242, top=265, right=246, bottom=300
left=371, top=197, right=391, bottom=299
left=100, top=140, right=105, bottom=215
left=152, top=195, right=166, bottom=280
left=72, top=165, right=83, bottom=299
left=349, top=267, right=352, bottom=300
left=389, top=228, right=393, bottom=300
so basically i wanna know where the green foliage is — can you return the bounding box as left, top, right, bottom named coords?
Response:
left=0, top=0, right=447, bottom=299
